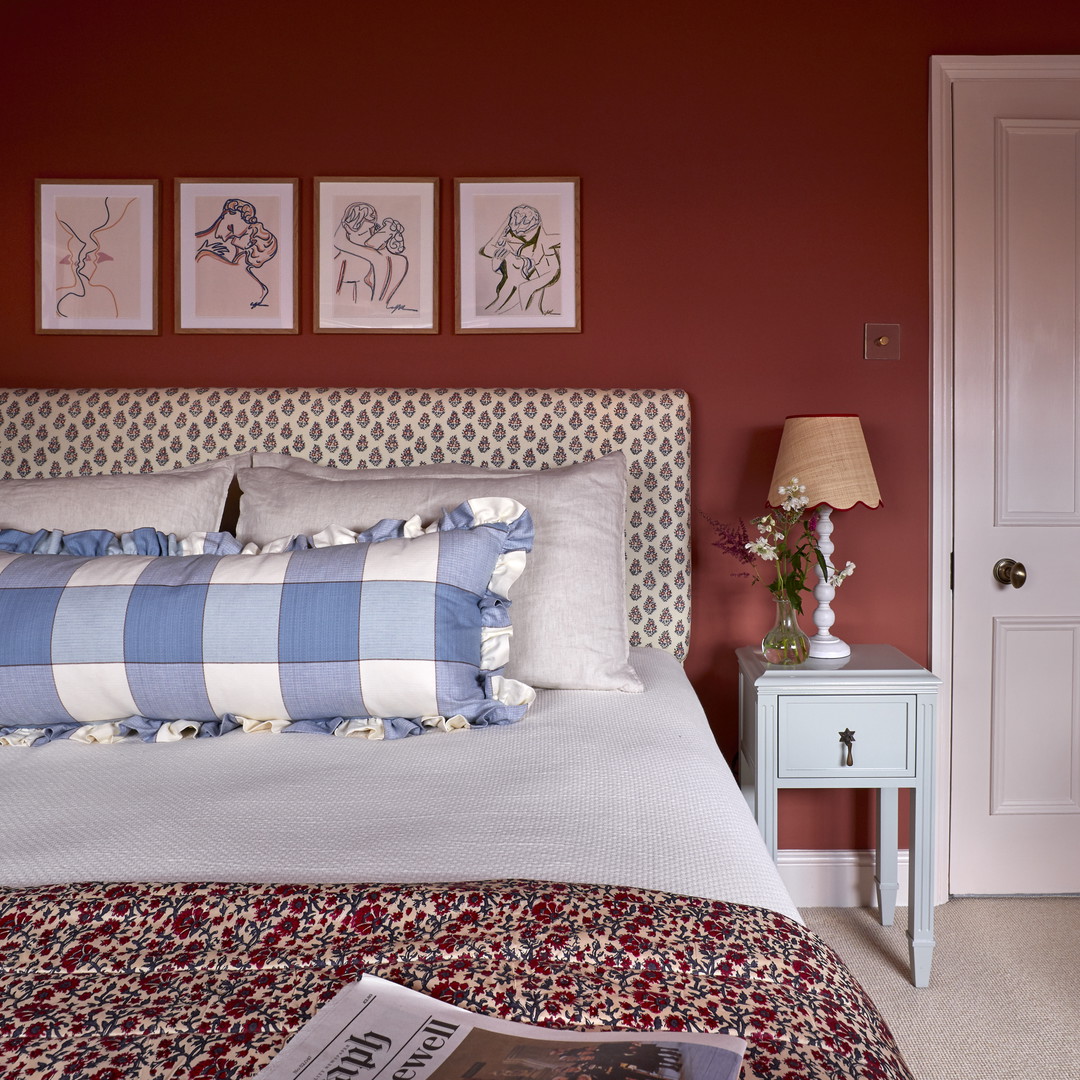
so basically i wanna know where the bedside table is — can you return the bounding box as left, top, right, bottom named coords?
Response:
left=736, top=644, right=941, bottom=987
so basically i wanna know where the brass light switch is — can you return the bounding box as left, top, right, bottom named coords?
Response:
left=864, top=323, right=900, bottom=360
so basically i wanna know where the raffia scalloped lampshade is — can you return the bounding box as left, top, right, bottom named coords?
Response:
left=766, top=414, right=881, bottom=510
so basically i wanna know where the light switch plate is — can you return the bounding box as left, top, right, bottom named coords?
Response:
left=864, top=323, right=900, bottom=360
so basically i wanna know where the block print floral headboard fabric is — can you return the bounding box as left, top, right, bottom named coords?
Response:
left=0, top=388, right=690, bottom=659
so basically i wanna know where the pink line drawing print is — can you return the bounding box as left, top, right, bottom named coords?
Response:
left=54, top=197, right=137, bottom=319
left=194, top=198, right=278, bottom=309
left=333, top=202, right=410, bottom=309
left=479, top=204, right=562, bottom=315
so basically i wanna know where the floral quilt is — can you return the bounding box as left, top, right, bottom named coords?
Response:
left=0, top=879, right=912, bottom=1080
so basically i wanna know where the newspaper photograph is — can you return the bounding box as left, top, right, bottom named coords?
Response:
left=256, top=975, right=746, bottom=1080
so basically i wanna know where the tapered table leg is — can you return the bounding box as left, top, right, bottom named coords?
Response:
left=907, top=785, right=935, bottom=987
left=875, top=787, right=899, bottom=926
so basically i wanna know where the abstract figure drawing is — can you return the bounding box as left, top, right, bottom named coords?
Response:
left=333, top=202, right=409, bottom=309
left=479, top=204, right=561, bottom=315
left=54, top=197, right=136, bottom=319
left=194, top=198, right=278, bottom=309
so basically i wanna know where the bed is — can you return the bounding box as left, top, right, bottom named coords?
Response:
left=0, top=387, right=912, bottom=1080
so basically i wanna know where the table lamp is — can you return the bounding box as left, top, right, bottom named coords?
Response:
left=767, top=414, right=881, bottom=658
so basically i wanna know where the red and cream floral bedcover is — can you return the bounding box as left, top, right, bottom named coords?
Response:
left=0, top=879, right=912, bottom=1080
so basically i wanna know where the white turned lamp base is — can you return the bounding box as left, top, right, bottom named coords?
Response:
left=809, top=632, right=851, bottom=659
left=808, top=506, right=852, bottom=658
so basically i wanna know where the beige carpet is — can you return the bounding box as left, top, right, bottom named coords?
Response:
left=802, top=898, right=1080, bottom=1079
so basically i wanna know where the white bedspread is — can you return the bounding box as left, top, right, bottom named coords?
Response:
left=0, top=648, right=799, bottom=921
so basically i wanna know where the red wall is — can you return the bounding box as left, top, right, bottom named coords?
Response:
left=5, top=1, right=1080, bottom=848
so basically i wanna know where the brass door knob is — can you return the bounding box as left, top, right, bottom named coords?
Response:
left=993, top=558, right=1027, bottom=588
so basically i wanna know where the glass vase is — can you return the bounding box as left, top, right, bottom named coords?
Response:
left=761, top=594, right=810, bottom=665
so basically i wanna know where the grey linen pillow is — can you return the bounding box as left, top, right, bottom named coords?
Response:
left=0, top=456, right=239, bottom=535
left=236, top=452, right=642, bottom=692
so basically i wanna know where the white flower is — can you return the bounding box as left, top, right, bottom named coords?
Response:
left=746, top=539, right=778, bottom=561
left=778, top=477, right=809, bottom=513
left=828, top=561, right=856, bottom=587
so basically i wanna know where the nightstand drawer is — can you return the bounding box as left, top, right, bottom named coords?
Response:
left=777, top=694, right=916, bottom=777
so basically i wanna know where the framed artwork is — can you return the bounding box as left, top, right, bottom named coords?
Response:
left=36, top=180, right=158, bottom=335
left=314, top=178, right=438, bottom=333
left=455, top=177, right=580, bottom=333
left=175, top=179, right=298, bottom=333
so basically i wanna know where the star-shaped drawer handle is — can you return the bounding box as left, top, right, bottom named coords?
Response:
left=839, top=728, right=856, bottom=767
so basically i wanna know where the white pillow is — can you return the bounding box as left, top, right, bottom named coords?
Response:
left=249, top=454, right=463, bottom=480
left=236, top=453, right=642, bottom=692
left=0, top=456, right=239, bottom=535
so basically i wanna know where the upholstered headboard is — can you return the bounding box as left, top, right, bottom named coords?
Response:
left=0, top=387, right=690, bottom=658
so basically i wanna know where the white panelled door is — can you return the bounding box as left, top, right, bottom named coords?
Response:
left=951, top=71, right=1080, bottom=894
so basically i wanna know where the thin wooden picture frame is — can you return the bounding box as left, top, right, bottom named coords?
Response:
left=36, top=179, right=159, bottom=335
left=175, top=179, right=298, bottom=334
left=314, top=177, right=439, bottom=333
left=455, top=177, right=580, bottom=334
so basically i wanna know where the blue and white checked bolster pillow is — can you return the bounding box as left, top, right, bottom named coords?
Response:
left=0, top=498, right=534, bottom=746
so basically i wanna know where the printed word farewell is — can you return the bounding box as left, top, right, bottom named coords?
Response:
left=391, top=1020, right=460, bottom=1080
left=326, top=1020, right=460, bottom=1080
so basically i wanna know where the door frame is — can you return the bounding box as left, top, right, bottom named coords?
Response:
left=930, top=55, right=1080, bottom=903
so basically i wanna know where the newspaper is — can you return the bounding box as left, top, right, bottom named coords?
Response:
left=255, top=975, right=746, bottom=1080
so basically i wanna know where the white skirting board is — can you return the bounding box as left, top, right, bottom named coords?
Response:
left=779, top=849, right=911, bottom=909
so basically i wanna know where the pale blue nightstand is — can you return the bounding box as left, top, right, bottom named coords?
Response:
left=737, top=644, right=941, bottom=987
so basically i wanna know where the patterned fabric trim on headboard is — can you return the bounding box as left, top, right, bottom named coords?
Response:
left=0, top=387, right=690, bottom=659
